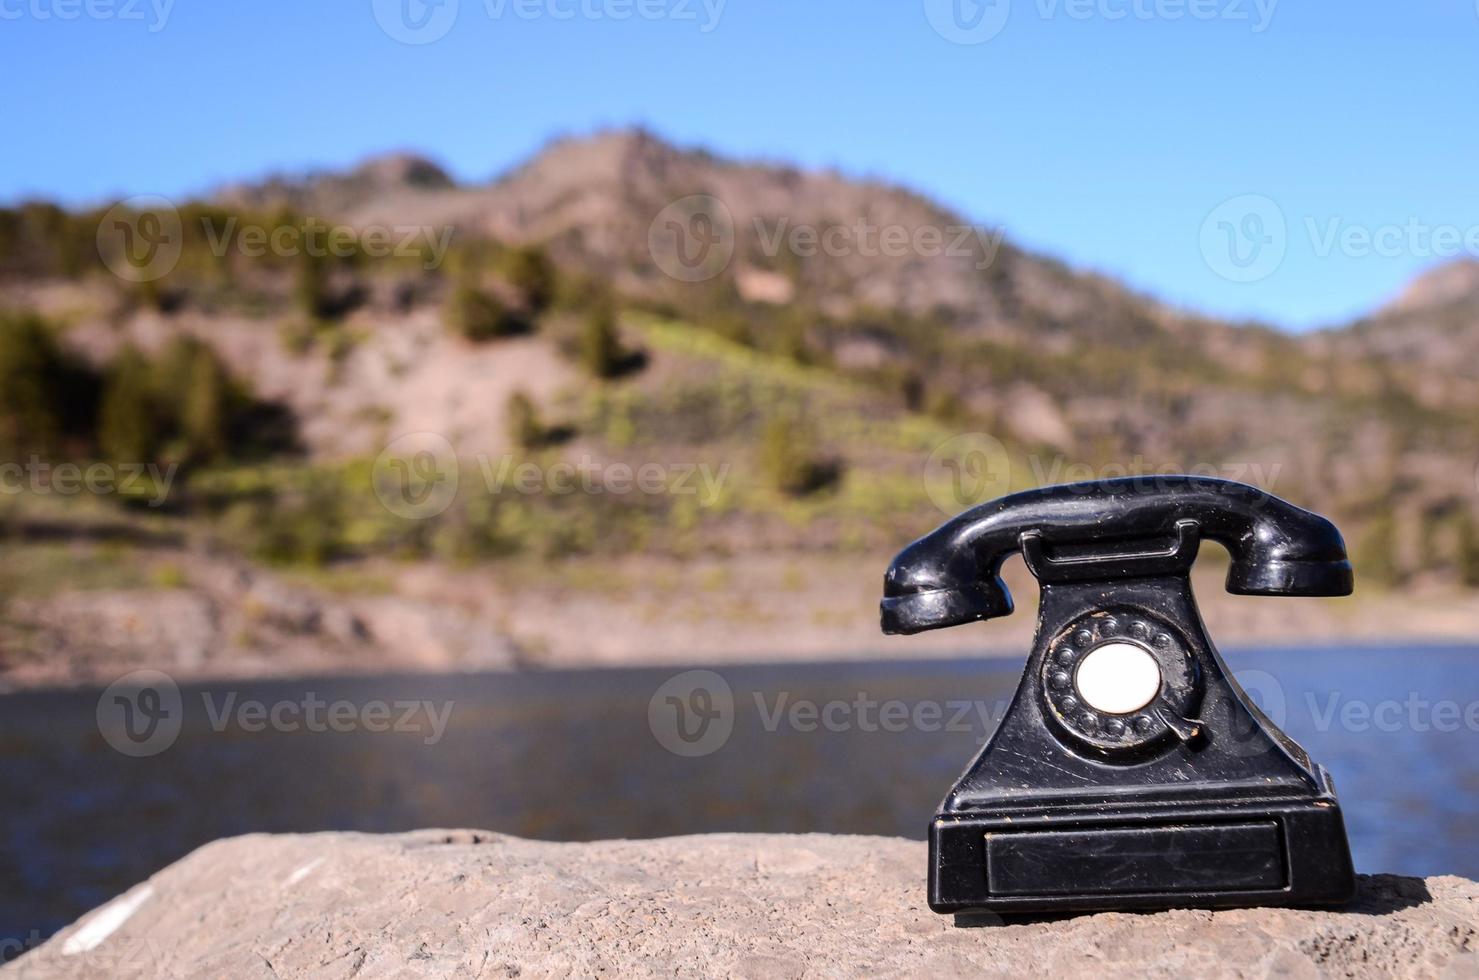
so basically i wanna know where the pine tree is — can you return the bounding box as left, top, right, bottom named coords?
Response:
left=506, top=391, right=544, bottom=450
left=447, top=282, right=523, bottom=341
left=502, top=245, right=556, bottom=315
left=181, top=345, right=227, bottom=461
left=580, top=297, right=623, bottom=379
left=1354, top=511, right=1401, bottom=587
left=1456, top=512, right=1479, bottom=588
left=98, top=347, right=158, bottom=462
left=294, top=250, right=330, bottom=319
left=0, top=313, right=66, bottom=452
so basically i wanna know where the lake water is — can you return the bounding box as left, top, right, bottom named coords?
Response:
left=2, top=644, right=1478, bottom=950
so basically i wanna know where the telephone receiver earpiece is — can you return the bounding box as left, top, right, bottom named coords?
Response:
left=882, top=476, right=1358, bottom=915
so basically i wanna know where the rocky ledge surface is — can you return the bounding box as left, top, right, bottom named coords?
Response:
left=6, top=832, right=1476, bottom=979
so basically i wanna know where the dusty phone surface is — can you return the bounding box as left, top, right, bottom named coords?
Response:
left=882, top=475, right=1357, bottom=914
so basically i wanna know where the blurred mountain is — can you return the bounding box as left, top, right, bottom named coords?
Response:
left=1328, top=260, right=1479, bottom=400
left=226, top=130, right=1217, bottom=337
left=1382, top=259, right=1479, bottom=317
left=4, top=128, right=1479, bottom=591
left=218, top=152, right=456, bottom=217
left=222, top=132, right=1471, bottom=450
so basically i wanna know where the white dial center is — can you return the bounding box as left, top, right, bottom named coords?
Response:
left=1074, top=642, right=1161, bottom=715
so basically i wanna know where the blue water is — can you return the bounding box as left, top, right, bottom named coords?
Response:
left=1, top=645, right=1476, bottom=950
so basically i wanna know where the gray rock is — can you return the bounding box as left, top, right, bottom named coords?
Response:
left=6, top=832, right=1477, bottom=979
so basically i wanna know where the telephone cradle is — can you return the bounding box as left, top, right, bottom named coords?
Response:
left=881, top=476, right=1357, bottom=914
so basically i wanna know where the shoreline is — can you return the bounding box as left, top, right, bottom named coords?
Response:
left=5, top=636, right=1479, bottom=697
left=6, top=547, right=1479, bottom=693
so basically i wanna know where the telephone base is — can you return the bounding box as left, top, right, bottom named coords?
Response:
left=928, top=795, right=1356, bottom=915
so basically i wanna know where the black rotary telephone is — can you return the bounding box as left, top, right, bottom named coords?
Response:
left=881, top=476, right=1357, bottom=914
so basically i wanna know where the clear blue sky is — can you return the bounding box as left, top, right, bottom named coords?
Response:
left=3, top=0, right=1477, bottom=329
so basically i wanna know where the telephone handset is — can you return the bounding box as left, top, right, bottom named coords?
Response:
left=881, top=476, right=1357, bottom=914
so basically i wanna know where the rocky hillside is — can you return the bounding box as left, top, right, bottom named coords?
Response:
left=3, top=129, right=1479, bottom=591
left=211, top=130, right=1479, bottom=574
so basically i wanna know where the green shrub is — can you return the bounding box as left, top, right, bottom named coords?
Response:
left=180, top=344, right=228, bottom=461
left=447, top=283, right=527, bottom=341
left=506, top=391, right=545, bottom=450
left=1353, top=512, right=1401, bottom=587
left=580, top=297, right=625, bottom=378
left=759, top=410, right=840, bottom=496
left=227, top=478, right=345, bottom=567
left=138, top=336, right=291, bottom=464
left=770, top=308, right=813, bottom=365
left=501, top=245, right=557, bottom=314
left=294, top=252, right=330, bottom=319
left=0, top=312, right=69, bottom=452
left=1457, top=512, right=1479, bottom=587
left=98, top=347, right=159, bottom=462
